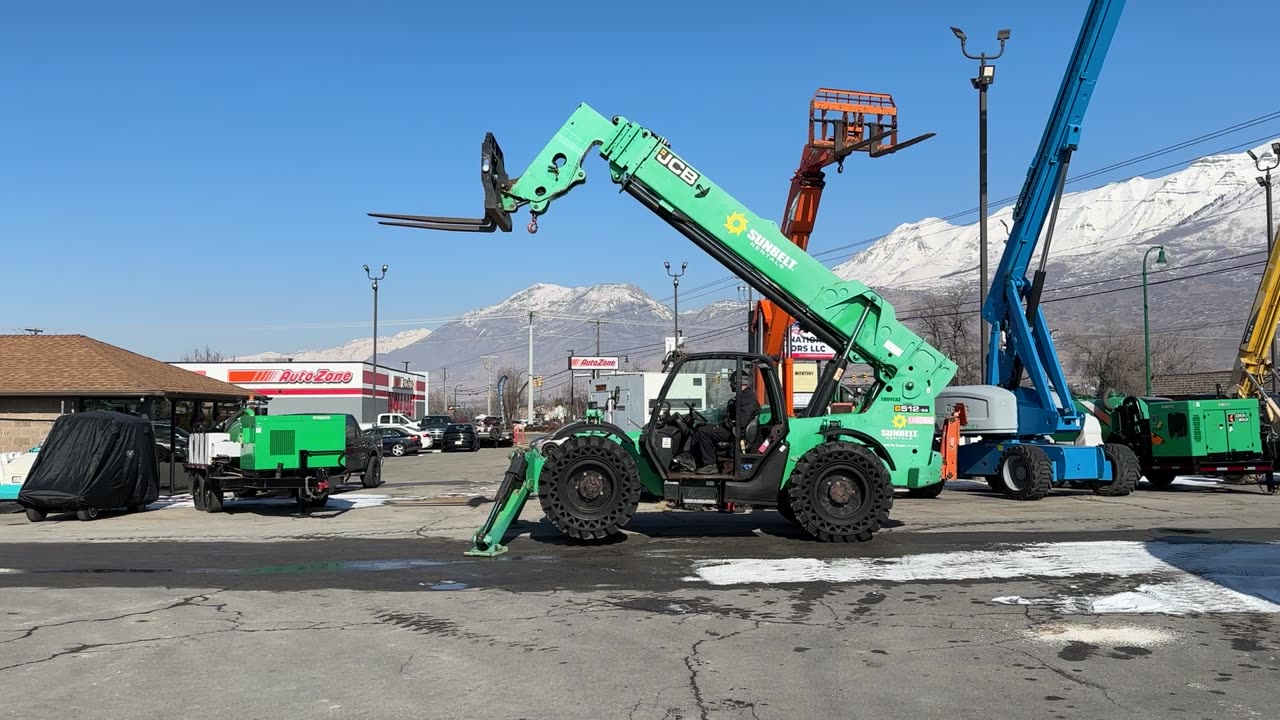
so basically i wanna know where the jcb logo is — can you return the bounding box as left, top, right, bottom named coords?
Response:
left=656, top=147, right=700, bottom=186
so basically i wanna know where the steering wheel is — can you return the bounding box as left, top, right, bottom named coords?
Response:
left=685, top=401, right=708, bottom=426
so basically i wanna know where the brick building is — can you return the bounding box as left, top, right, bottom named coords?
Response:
left=0, top=334, right=251, bottom=453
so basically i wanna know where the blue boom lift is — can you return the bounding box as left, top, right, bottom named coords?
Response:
left=937, top=0, right=1143, bottom=500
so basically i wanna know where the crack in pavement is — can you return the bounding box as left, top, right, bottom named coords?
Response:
left=0, top=590, right=223, bottom=646
left=683, top=621, right=761, bottom=720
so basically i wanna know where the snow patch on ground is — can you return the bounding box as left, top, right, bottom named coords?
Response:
left=1022, top=623, right=1179, bottom=646
left=686, top=539, right=1280, bottom=616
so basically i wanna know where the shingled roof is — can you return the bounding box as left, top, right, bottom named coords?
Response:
left=1151, top=370, right=1235, bottom=398
left=0, top=334, right=250, bottom=399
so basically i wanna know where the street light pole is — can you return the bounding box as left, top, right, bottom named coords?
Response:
left=664, top=261, right=687, bottom=355
left=363, top=264, right=388, bottom=418
left=1142, top=245, right=1168, bottom=397
left=951, top=25, right=1009, bottom=381
left=1250, top=143, right=1280, bottom=391
left=482, top=355, right=496, bottom=416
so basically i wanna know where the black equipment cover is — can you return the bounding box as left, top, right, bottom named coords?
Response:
left=18, top=411, right=160, bottom=512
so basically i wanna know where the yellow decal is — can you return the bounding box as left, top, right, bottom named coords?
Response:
left=892, top=414, right=907, bottom=429
left=724, top=212, right=748, bottom=236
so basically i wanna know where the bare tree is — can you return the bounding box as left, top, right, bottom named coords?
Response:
left=180, top=345, right=227, bottom=362
left=908, top=287, right=982, bottom=385
left=1063, top=325, right=1208, bottom=396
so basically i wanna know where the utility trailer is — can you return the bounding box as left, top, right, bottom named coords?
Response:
left=185, top=411, right=383, bottom=514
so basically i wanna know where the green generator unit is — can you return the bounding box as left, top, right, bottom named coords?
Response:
left=235, top=414, right=348, bottom=472
left=1148, top=398, right=1263, bottom=460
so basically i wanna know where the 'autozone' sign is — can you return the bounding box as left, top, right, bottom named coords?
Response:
left=568, top=356, right=620, bottom=371
left=228, top=368, right=355, bottom=384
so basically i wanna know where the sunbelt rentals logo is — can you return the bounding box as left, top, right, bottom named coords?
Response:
left=724, top=212, right=798, bottom=271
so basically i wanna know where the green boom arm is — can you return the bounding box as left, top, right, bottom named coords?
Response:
left=373, top=103, right=955, bottom=408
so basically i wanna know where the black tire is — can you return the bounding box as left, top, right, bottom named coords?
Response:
left=537, top=435, right=642, bottom=540
left=204, top=478, right=224, bottom=513
left=75, top=507, right=99, bottom=521
left=1144, top=470, right=1177, bottom=489
left=24, top=507, right=45, bottom=522
left=786, top=442, right=893, bottom=543
left=128, top=505, right=144, bottom=513
left=362, top=456, right=383, bottom=488
left=984, top=473, right=1008, bottom=493
left=996, top=445, right=1053, bottom=501
left=1091, top=443, right=1140, bottom=497
left=776, top=491, right=800, bottom=526
left=192, top=473, right=207, bottom=512
left=309, top=493, right=330, bottom=508
left=907, top=481, right=945, bottom=499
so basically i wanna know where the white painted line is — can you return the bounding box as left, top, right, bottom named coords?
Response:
left=0, top=568, right=21, bottom=574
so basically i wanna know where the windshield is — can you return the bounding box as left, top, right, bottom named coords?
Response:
left=420, top=416, right=451, bottom=427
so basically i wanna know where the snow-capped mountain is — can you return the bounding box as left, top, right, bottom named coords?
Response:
left=236, top=328, right=433, bottom=362
left=834, top=141, right=1272, bottom=289
left=382, top=283, right=747, bottom=394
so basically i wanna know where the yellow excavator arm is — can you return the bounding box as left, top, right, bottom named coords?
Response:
left=1230, top=224, right=1280, bottom=422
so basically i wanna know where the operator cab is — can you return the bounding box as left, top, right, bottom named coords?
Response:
left=642, top=353, right=789, bottom=502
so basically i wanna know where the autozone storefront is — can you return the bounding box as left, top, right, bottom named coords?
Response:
left=173, top=361, right=426, bottom=424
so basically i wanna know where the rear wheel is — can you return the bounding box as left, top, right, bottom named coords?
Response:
left=1091, top=443, right=1140, bottom=497
left=75, top=507, right=99, bottom=521
left=997, top=445, right=1053, bottom=501
left=390, top=443, right=406, bottom=457
left=787, top=442, right=893, bottom=543
left=537, top=435, right=642, bottom=540
left=1144, top=470, right=1177, bottom=488
left=204, top=478, right=224, bottom=513
left=24, top=508, right=45, bottom=522
left=192, top=473, right=207, bottom=511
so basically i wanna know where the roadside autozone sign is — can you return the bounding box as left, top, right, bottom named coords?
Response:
left=568, top=356, right=620, bottom=371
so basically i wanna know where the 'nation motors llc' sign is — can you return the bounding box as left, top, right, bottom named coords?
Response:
left=788, top=324, right=836, bottom=360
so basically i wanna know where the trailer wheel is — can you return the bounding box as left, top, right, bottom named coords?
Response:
left=192, top=473, right=207, bottom=511
left=787, top=442, right=893, bottom=543
left=1091, top=443, right=1140, bottom=497
left=1143, top=471, right=1177, bottom=489
left=537, top=435, right=641, bottom=540
left=362, top=456, right=383, bottom=488
left=996, top=445, right=1053, bottom=501
left=24, top=508, right=45, bottom=523
left=204, top=478, right=224, bottom=513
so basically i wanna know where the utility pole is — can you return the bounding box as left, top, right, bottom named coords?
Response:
left=527, top=312, right=535, bottom=424
left=363, top=263, right=388, bottom=416
left=482, top=355, right=496, bottom=415
left=594, top=318, right=602, bottom=380
left=664, top=261, right=687, bottom=354
left=1250, top=144, right=1280, bottom=391
left=951, top=25, right=1009, bottom=380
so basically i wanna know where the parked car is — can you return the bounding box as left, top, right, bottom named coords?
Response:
left=442, top=423, right=480, bottom=452
left=152, top=421, right=189, bottom=462
left=418, top=414, right=452, bottom=447
left=372, top=426, right=423, bottom=457
left=370, top=423, right=432, bottom=450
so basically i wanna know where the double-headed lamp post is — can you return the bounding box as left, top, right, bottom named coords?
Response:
left=363, top=264, right=388, bottom=414
left=664, top=261, right=687, bottom=354
left=951, top=25, right=1010, bottom=380
left=1249, top=143, right=1280, bottom=390
left=1142, top=245, right=1168, bottom=397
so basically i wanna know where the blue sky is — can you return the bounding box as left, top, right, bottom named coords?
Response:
left=2, top=0, right=1277, bottom=360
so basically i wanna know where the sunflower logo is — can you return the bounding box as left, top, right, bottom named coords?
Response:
left=724, top=212, right=748, bottom=235
left=892, top=414, right=907, bottom=429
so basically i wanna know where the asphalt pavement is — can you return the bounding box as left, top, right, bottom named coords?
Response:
left=1, top=447, right=1278, bottom=719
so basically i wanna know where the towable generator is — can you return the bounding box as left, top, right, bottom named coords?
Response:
left=370, top=103, right=963, bottom=555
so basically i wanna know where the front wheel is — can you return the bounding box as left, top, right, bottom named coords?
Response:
left=1091, top=443, right=1140, bottom=497
left=786, top=442, right=893, bottom=543
left=1144, top=470, right=1177, bottom=489
left=537, top=435, right=642, bottom=540
left=24, top=507, right=45, bottom=522
left=906, top=481, right=945, bottom=499
left=997, top=445, right=1053, bottom=501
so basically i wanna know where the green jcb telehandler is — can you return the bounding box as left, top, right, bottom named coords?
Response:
left=370, top=103, right=960, bottom=555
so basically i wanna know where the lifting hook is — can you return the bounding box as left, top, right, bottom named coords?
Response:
left=527, top=213, right=539, bottom=234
